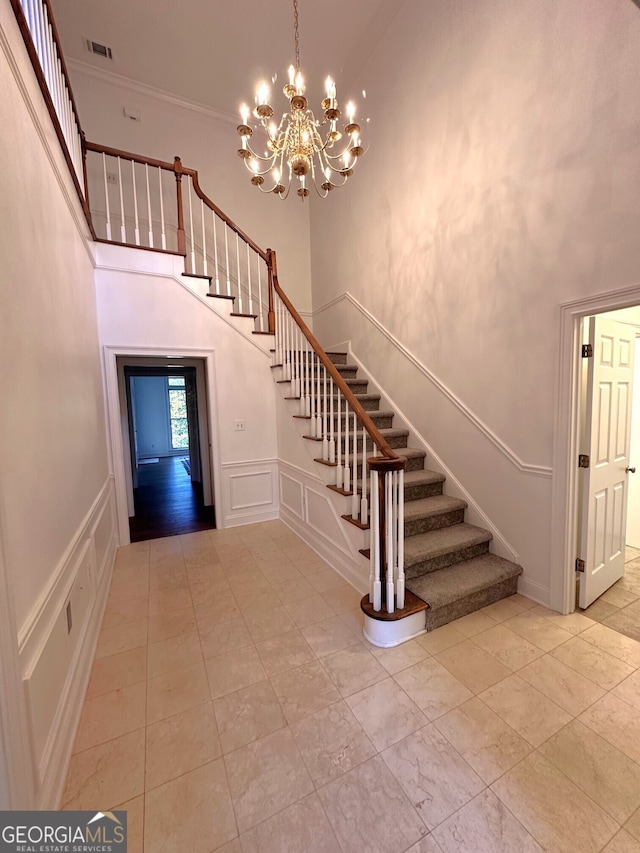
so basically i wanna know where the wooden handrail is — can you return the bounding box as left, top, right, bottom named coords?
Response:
left=83, top=141, right=179, bottom=172
left=271, top=265, right=401, bottom=462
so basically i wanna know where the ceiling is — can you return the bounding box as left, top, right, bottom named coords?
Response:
left=51, top=0, right=404, bottom=121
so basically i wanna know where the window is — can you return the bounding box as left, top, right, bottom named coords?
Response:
left=167, top=376, right=188, bottom=449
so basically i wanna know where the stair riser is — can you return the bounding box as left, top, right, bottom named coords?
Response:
left=405, top=541, right=490, bottom=579
left=327, top=414, right=394, bottom=429
left=405, top=508, right=465, bottom=538
left=424, top=576, right=519, bottom=631
left=405, top=482, right=444, bottom=501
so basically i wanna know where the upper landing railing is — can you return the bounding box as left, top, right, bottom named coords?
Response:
left=11, top=0, right=409, bottom=614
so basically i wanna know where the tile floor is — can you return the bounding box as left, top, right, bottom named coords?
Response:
left=581, top=547, right=640, bottom=642
left=62, top=521, right=640, bottom=853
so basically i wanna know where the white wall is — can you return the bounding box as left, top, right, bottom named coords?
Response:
left=67, top=64, right=314, bottom=313
left=309, top=0, right=640, bottom=605
left=0, top=0, right=117, bottom=806
left=132, top=375, right=172, bottom=457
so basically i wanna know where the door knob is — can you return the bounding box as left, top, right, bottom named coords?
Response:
left=626, top=467, right=636, bottom=474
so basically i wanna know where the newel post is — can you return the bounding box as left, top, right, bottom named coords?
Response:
left=368, top=455, right=407, bottom=612
left=266, top=248, right=277, bottom=335
left=174, top=156, right=187, bottom=256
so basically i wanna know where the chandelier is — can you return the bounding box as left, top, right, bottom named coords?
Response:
left=236, top=0, right=365, bottom=200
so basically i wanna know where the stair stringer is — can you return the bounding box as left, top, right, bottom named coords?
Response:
left=329, top=339, right=520, bottom=565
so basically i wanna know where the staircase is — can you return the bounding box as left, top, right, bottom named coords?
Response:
left=302, top=351, right=523, bottom=633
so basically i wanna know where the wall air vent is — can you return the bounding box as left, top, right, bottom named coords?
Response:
left=85, top=38, right=113, bottom=60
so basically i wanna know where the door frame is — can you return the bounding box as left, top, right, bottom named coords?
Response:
left=103, top=345, right=223, bottom=545
left=551, top=282, right=640, bottom=614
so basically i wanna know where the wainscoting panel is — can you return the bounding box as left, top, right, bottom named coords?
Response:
left=221, top=459, right=279, bottom=528
left=19, top=477, right=118, bottom=806
left=280, top=471, right=304, bottom=520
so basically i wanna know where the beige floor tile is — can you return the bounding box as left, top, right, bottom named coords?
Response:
left=144, top=758, right=237, bottom=853
left=338, top=606, right=365, bottom=635
left=580, top=624, right=640, bottom=667
left=95, top=618, right=148, bottom=660
left=102, top=595, right=149, bottom=630
left=228, top=569, right=271, bottom=596
left=322, top=583, right=363, bottom=613
left=243, top=603, right=296, bottom=642
left=224, top=728, right=313, bottom=833
left=434, top=697, right=531, bottom=784
left=270, top=661, right=341, bottom=723
left=147, top=631, right=202, bottom=678
left=291, top=700, right=376, bottom=786
left=114, top=795, right=143, bottom=853
left=612, top=670, right=640, bottom=710
left=73, top=681, right=146, bottom=753
left=415, top=624, right=465, bottom=655
left=491, top=752, right=619, bottom=853
left=346, top=677, right=428, bottom=750
left=213, top=680, right=286, bottom=754
left=451, top=610, right=496, bottom=637
left=369, top=638, right=430, bottom=675
left=551, top=636, right=635, bottom=691
left=147, top=604, right=196, bottom=643
left=479, top=674, right=572, bottom=747
left=301, top=615, right=356, bottom=657
left=405, top=837, right=445, bottom=853
left=322, top=642, right=388, bottom=697
left=381, top=725, right=484, bottom=830
left=539, top=720, right=640, bottom=824
left=259, top=561, right=304, bottom=586
left=601, top=585, right=640, bottom=608
left=471, top=624, right=544, bottom=671
left=205, top=646, right=267, bottom=700
left=307, top=565, right=350, bottom=593
left=148, top=586, right=193, bottom=614
left=61, top=729, right=145, bottom=810
left=580, top=694, right=640, bottom=764
left=432, top=789, right=543, bottom=853
left=603, top=606, right=640, bottom=643
left=435, top=640, right=512, bottom=693
left=255, top=629, right=316, bottom=676
left=85, top=647, right=147, bottom=699
left=481, top=596, right=528, bottom=623
left=234, top=586, right=281, bottom=612
left=394, top=657, right=473, bottom=720
left=602, top=829, right=640, bottom=853
left=503, top=611, right=574, bottom=651
left=194, top=590, right=241, bottom=628
left=510, top=594, right=537, bottom=610
left=273, top=576, right=317, bottom=605
left=239, top=792, right=341, bottom=853
left=530, top=604, right=595, bottom=635
left=108, top=575, right=150, bottom=603
left=518, top=654, right=605, bottom=716
left=283, top=593, right=336, bottom=628
left=145, top=701, right=221, bottom=791
left=626, top=807, right=640, bottom=842
left=199, top=616, right=253, bottom=660
left=146, top=660, right=210, bottom=724
left=318, top=755, right=428, bottom=853
left=583, top=599, right=620, bottom=622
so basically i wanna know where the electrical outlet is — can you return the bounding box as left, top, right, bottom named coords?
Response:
left=106, top=172, right=118, bottom=185
left=234, top=420, right=245, bottom=431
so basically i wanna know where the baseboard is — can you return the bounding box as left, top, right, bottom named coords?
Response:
left=18, top=478, right=118, bottom=806
left=516, top=576, right=548, bottom=607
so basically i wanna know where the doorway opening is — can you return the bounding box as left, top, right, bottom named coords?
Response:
left=575, top=307, right=640, bottom=641
left=118, top=358, right=216, bottom=542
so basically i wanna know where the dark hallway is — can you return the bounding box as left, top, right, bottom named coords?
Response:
left=129, top=456, right=215, bottom=542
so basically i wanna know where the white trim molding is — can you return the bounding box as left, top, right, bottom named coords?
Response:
left=221, top=459, right=279, bottom=527
left=314, top=292, right=552, bottom=478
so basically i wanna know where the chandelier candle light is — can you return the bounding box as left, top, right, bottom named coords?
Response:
left=236, top=0, right=365, bottom=200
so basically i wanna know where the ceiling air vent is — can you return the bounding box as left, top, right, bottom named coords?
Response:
left=85, top=38, right=113, bottom=60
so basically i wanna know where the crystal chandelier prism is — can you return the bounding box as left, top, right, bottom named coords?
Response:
left=236, top=0, right=365, bottom=200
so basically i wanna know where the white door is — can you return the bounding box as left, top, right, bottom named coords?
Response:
left=579, top=316, right=635, bottom=608
left=626, top=338, right=640, bottom=548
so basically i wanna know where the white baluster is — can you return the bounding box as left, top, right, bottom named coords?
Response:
left=304, top=341, right=311, bottom=417
left=257, top=255, right=264, bottom=332
left=274, top=297, right=281, bottom=367
left=283, top=309, right=290, bottom=379
left=117, top=157, right=126, bottom=242
left=300, top=338, right=307, bottom=416
left=131, top=160, right=140, bottom=246
left=212, top=211, right=220, bottom=293
left=397, top=469, right=405, bottom=610
left=201, top=200, right=207, bottom=276
left=336, top=392, right=343, bottom=488
left=343, top=402, right=350, bottom=494
left=224, top=224, right=231, bottom=296
left=360, top=424, right=368, bottom=523
left=34, top=1, right=47, bottom=83
left=101, top=152, right=112, bottom=241
left=321, top=366, right=329, bottom=460
left=351, top=412, right=359, bottom=519
left=145, top=165, right=154, bottom=248
left=309, top=350, right=316, bottom=437
left=294, top=326, right=301, bottom=398
left=247, top=244, right=253, bottom=316
left=386, top=473, right=395, bottom=613
left=329, top=377, right=336, bottom=465
left=158, top=167, right=167, bottom=250
left=371, top=469, right=381, bottom=610
left=187, top=180, right=195, bottom=272
left=236, top=233, right=243, bottom=312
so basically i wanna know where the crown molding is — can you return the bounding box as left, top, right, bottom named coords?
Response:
left=66, top=58, right=237, bottom=125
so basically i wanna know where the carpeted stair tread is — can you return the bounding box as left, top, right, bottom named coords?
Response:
left=404, top=470, right=446, bottom=487
left=406, top=554, right=523, bottom=630
left=404, top=523, right=492, bottom=568
left=404, top=495, right=467, bottom=521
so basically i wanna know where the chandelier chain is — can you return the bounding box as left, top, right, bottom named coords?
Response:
left=293, top=0, right=300, bottom=72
